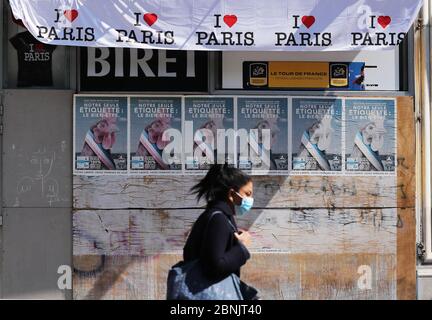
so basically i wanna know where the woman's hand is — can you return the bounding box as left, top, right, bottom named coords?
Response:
left=234, top=229, right=252, bottom=248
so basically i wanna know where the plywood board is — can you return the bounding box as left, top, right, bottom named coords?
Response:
left=73, top=208, right=397, bottom=255
left=72, top=96, right=416, bottom=300
left=73, top=253, right=396, bottom=300
left=73, top=175, right=399, bottom=210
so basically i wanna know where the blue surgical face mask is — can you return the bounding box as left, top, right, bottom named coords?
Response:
left=235, top=192, right=254, bottom=216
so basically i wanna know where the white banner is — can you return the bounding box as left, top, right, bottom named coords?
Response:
left=10, top=0, right=422, bottom=51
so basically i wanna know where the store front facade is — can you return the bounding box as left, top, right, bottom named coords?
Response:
left=0, top=0, right=431, bottom=300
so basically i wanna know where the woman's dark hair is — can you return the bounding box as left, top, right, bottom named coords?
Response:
left=191, top=164, right=251, bottom=204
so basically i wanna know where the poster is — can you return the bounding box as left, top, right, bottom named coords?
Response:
left=74, top=96, right=128, bottom=174
left=184, top=97, right=235, bottom=171
left=348, top=62, right=366, bottom=91
left=291, top=98, right=342, bottom=174
left=72, top=95, right=397, bottom=176
left=237, top=97, right=289, bottom=174
left=345, top=99, right=396, bottom=174
left=129, top=97, right=182, bottom=173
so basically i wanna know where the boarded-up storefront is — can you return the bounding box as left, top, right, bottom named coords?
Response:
left=72, top=96, right=415, bottom=299
left=1, top=0, right=425, bottom=300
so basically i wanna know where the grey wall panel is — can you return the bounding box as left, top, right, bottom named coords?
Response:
left=1, top=90, right=73, bottom=299
left=1, top=208, right=72, bottom=299
left=417, top=276, right=432, bottom=300
left=2, top=90, right=73, bottom=208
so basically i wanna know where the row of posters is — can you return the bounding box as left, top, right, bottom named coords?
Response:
left=73, top=95, right=396, bottom=176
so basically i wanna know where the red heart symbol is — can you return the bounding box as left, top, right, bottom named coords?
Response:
left=35, top=43, right=44, bottom=52
left=64, top=9, right=78, bottom=22
left=302, top=16, right=315, bottom=29
left=378, top=16, right=391, bottom=29
left=223, top=15, right=237, bottom=28
left=144, top=13, right=158, bottom=26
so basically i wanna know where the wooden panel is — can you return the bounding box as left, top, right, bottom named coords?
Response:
left=73, top=175, right=398, bottom=209
left=395, top=97, right=416, bottom=300
left=73, top=253, right=396, bottom=300
left=396, top=97, right=416, bottom=209
left=73, top=208, right=396, bottom=256
left=73, top=97, right=414, bottom=212
left=397, top=208, right=416, bottom=300
left=73, top=96, right=416, bottom=300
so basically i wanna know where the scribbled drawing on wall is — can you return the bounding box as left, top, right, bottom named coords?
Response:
left=14, top=147, right=62, bottom=207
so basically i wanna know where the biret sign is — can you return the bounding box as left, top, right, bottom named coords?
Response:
left=80, top=48, right=208, bottom=92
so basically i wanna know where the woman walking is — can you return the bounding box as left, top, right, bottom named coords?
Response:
left=167, top=164, right=258, bottom=300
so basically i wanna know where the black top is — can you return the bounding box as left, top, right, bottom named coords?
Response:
left=10, top=31, right=57, bottom=87
left=183, top=200, right=251, bottom=281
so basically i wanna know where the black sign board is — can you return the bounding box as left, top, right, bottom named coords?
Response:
left=80, top=48, right=208, bottom=92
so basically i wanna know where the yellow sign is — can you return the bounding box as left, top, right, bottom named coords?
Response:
left=268, top=62, right=329, bottom=88
left=329, top=63, right=349, bottom=87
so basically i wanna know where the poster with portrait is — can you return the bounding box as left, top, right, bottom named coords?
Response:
left=237, top=97, right=289, bottom=174
left=184, top=97, right=235, bottom=172
left=291, top=98, right=342, bottom=174
left=74, top=96, right=128, bottom=175
left=348, top=62, right=366, bottom=91
left=345, top=98, right=397, bottom=174
left=129, top=97, right=182, bottom=173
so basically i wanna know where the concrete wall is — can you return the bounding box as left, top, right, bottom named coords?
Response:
left=0, top=90, right=73, bottom=299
